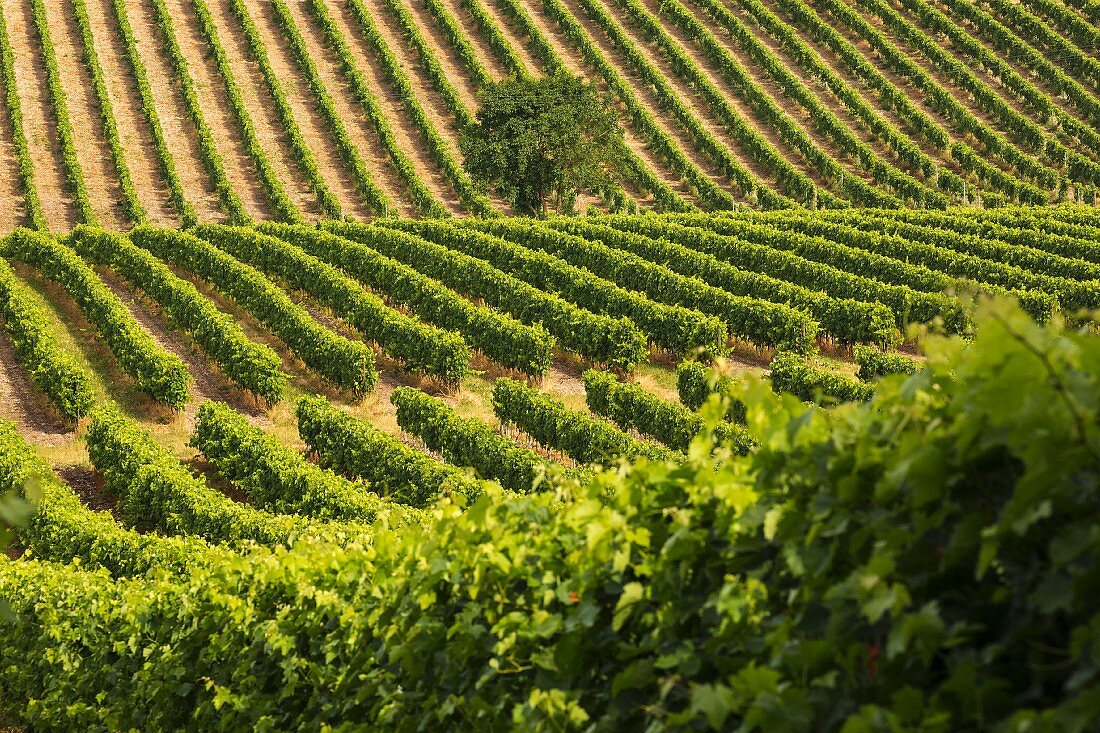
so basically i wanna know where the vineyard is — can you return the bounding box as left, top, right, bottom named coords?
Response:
left=0, top=0, right=1097, bottom=222
left=2, top=0, right=1100, bottom=727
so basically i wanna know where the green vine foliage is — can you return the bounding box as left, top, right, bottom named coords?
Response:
left=297, top=395, right=482, bottom=507
left=4, top=298, right=1093, bottom=730
left=0, top=257, right=94, bottom=420
left=2, top=229, right=191, bottom=409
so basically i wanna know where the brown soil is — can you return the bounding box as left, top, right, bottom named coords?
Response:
left=719, top=0, right=928, bottom=180
left=624, top=0, right=792, bottom=189
left=752, top=0, right=962, bottom=173
left=433, top=0, right=512, bottom=80
left=0, top=6, right=25, bottom=231
left=555, top=0, right=743, bottom=194
left=96, top=266, right=267, bottom=426
left=56, top=464, right=120, bottom=513
left=205, top=0, right=321, bottom=218
left=124, top=0, right=224, bottom=221
left=322, top=0, right=464, bottom=214
left=278, top=0, right=413, bottom=216
left=920, top=0, right=1100, bottom=162
left=41, top=0, right=129, bottom=228
left=82, top=0, right=179, bottom=224
left=2, top=0, right=77, bottom=230
left=159, top=0, right=272, bottom=219
left=249, top=0, right=373, bottom=220
left=0, top=329, right=73, bottom=445
left=398, top=0, right=484, bottom=112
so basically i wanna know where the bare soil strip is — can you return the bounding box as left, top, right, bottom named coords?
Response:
left=549, top=0, right=740, bottom=193
left=433, top=0, right=511, bottom=80
left=322, top=0, right=463, bottom=214
left=467, top=0, right=544, bottom=75
left=397, top=0, right=483, bottom=111
left=0, top=330, right=71, bottom=446
left=249, top=0, right=373, bottom=220
left=279, top=0, right=412, bottom=216
left=628, top=0, right=797, bottom=186
left=754, top=0, right=966, bottom=178
left=82, top=0, right=180, bottom=224
left=123, top=0, right=223, bottom=221
left=0, top=29, right=24, bottom=231
left=205, top=0, right=320, bottom=218
left=841, top=3, right=1041, bottom=175
left=42, top=0, right=129, bottom=228
left=158, top=0, right=271, bottom=219
left=711, top=0, right=917, bottom=179
left=2, top=0, right=77, bottom=230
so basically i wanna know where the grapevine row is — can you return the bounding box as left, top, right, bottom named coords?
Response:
left=679, top=0, right=943, bottom=206
left=732, top=0, right=967, bottom=200
left=683, top=213, right=1063, bottom=322
left=225, top=0, right=339, bottom=218
left=344, top=0, right=496, bottom=215
left=128, top=226, right=377, bottom=395
left=929, top=0, right=1100, bottom=159
left=325, top=221, right=648, bottom=369
left=455, top=218, right=820, bottom=351
left=609, top=215, right=975, bottom=330
left=770, top=0, right=1044, bottom=204
left=259, top=223, right=553, bottom=375
left=390, top=219, right=729, bottom=355
left=69, top=0, right=144, bottom=223
left=769, top=352, right=873, bottom=404
left=0, top=256, right=94, bottom=420
left=2, top=229, right=190, bottom=408
left=391, top=385, right=564, bottom=493
left=297, top=395, right=481, bottom=507
left=70, top=226, right=286, bottom=403
left=492, top=377, right=678, bottom=463
left=534, top=0, right=741, bottom=209
left=194, top=223, right=471, bottom=384
left=490, top=0, right=692, bottom=210
left=676, top=361, right=744, bottom=422
left=303, top=0, right=444, bottom=216
left=582, top=369, right=753, bottom=452
left=0, top=3, right=44, bottom=229
left=853, top=345, right=918, bottom=381
left=186, top=0, right=299, bottom=221
left=761, top=213, right=1099, bottom=312
left=86, top=406, right=362, bottom=549
left=29, top=0, right=95, bottom=224
left=147, top=0, right=245, bottom=221
left=611, top=0, right=895, bottom=207
left=108, top=0, right=194, bottom=224
left=455, top=0, right=527, bottom=78
left=548, top=217, right=896, bottom=345
left=191, top=401, right=410, bottom=523
left=267, top=0, right=394, bottom=217
left=0, top=421, right=227, bottom=577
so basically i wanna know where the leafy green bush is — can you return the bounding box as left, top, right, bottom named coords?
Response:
left=769, top=352, right=875, bottom=403
left=492, top=377, right=678, bottom=463
left=584, top=369, right=754, bottom=453
left=297, top=395, right=481, bottom=507
left=2, top=299, right=1095, bottom=730
left=191, top=401, right=416, bottom=524
left=853, top=345, right=919, bottom=381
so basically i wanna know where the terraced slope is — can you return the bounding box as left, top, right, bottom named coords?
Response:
left=0, top=0, right=1097, bottom=224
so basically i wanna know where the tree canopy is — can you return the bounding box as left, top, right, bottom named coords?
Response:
left=461, top=73, right=626, bottom=216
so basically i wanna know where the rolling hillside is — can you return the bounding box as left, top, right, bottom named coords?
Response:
left=0, top=0, right=1099, bottom=226
left=2, top=0, right=1100, bottom=728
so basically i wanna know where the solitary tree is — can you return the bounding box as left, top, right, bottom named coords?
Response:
left=461, top=73, right=626, bottom=216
